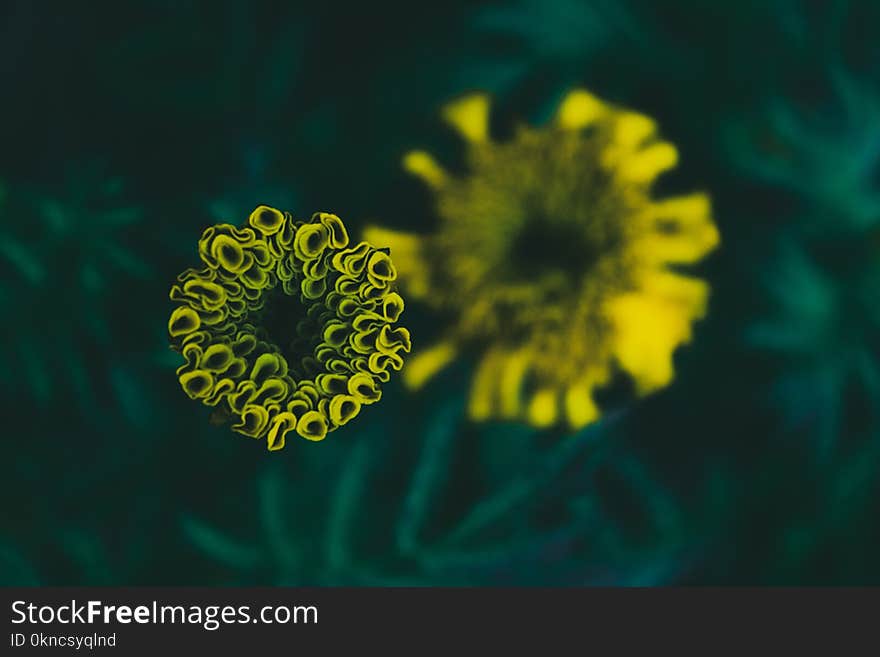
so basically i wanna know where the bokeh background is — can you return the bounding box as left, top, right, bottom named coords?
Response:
left=2, top=0, right=880, bottom=585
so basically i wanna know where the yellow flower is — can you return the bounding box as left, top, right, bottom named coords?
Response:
left=365, top=90, right=719, bottom=429
left=169, top=206, right=411, bottom=450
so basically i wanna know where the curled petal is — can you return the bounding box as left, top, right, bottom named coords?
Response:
left=232, top=404, right=271, bottom=438
left=316, top=373, right=348, bottom=396
left=266, top=412, right=298, bottom=451
left=293, top=224, right=330, bottom=261
left=347, top=372, right=381, bottom=404
left=296, top=410, right=328, bottom=441
left=205, top=377, right=236, bottom=407
left=381, top=292, right=404, bottom=322
left=183, top=279, right=227, bottom=310
left=329, top=395, right=361, bottom=426
left=367, top=250, right=397, bottom=283
left=210, top=235, right=249, bottom=274
left=331, top=242, right=371, bottom=276
left=249, top=205, right=285, bottom=236
left=168, top=306, right=201, bottom=338
left=201, top=343, right=235, bottom=373
left=250, top=352, right=284, bottom=384
left=377, top=325, right=412, bottom=354
left=252, top=377, right=289, bottom=406
left=322, top=320, right=350, bottom=348
left=179, top=370, right=214, bottom=400
left=228, top=380, right=257, bottom=413
left=317, top=212, right=350, bottom=248
left=301, top=276, right=327, bottom=300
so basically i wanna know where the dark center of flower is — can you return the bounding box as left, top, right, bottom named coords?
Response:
left=251, top=280, right=323, bottom=378
left=507, top=211, right=621, bottom=285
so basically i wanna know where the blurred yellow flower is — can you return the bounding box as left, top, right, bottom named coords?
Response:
left=365, top=89, right=719, bottom=429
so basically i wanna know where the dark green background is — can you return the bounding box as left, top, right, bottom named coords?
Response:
left=2, top=0, right=879, bottom=585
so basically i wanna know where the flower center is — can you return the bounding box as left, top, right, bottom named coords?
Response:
left=251, top=280, right=322, bottom=380
left=507, top=207, right=624, bottom=288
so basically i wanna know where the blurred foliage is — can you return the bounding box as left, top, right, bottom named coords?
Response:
left=1, top=0, right=880, bottom=586
left=0, top=167, right=149, bottom=408
left=182, top=368, right=723, bottom=585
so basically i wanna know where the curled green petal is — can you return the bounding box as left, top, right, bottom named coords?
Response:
left=347, top=372, right=381, bottom=404
left=210, top=235, right=248, bottom=273
left=301, top=276, right=327, bottom=300
left=182, top=279, right=227, bottom=310
left=296, top=381, right=321, bottom=405
left=232, top=333, right=257, bottom=357
left=378, top=325, right=412, bottom=353
left=180, top=369, right=214, bottom=399
left=232, top=403, right=270, bottom=438
left=286, top=398, right=311, bottom=416
left=329, top=394, right=360, bottom=426
left=296, top=410, right=328, bottom=441
left=205, top=377, right=236, bottom=406
left=303, top=254, right=330, bottom=280
left=318, top=212, right=350, bottom=248
left=249, top=205, right=285, bottom=236
left=240, top=262, right=270, bottom=290
left=251, top=377, right=289, bottom=407
left=293, top=223, right=330, bottom=261
left=250, top=352, right=284, bottom=384
left=381, top=292, right=405, bottom=322
left=176, top=342, right=202, bottom=375
left=331, top=242, right=370, bottom=276
left=322, top=320, right=350, bottom=348
left=228, top=380, right=257, bottom=413
left=335, top=276, right=360, bottom=296
left=316, top=373, right=348, bottom=396
left=168, top=306, right=201, bottom=337
left=366, top=250, right=396, bottom=282
left=201, top=343, right=235, bottom=372
left=266, top=412, right=298, bottom=451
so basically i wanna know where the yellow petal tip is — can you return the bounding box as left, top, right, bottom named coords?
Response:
left=403, top=150, right=448, bottom=188
left=555, top=89, right=607, bottom=130
left=441, top=92, right=491, bottom=143
left=402, top=341, right=457, bottom=390
left=527, top=388, right=558, bottom=428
